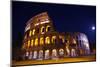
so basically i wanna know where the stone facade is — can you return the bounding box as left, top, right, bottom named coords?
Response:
left=22, top=12, right=90, bottom=60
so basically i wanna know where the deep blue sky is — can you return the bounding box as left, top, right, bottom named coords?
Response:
left=12, top=1, right=96, bottom=48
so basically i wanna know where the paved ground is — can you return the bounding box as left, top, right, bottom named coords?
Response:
left=12, top=55, right=96, bottom=66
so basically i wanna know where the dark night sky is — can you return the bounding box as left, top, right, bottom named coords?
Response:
left=12, top=1, right=96, bottom=48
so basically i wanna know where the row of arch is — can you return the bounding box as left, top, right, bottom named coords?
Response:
left=26, top=35, right=64, bottom=47
left=25, top=48, right=77, bottom=60
left=29, top=25, right=51, bottom=37
left=76, top=33, right=90, bottom=54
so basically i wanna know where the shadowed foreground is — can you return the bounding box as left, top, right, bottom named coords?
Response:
left=12, top=55, right=96, bottom=66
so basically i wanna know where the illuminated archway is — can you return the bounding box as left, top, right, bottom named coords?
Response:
left=41, top=26, right=45, bottom=34
left=59, top=48, right=64, bottom=56
left=52, top=49, right=58, bottom=59
left=73, top=39, right=76, bottom=44
left=40, top=37, right=44, bottom=45
left=33, top=51, right=37, bottom=59
left=32, top=29, right=35, bottom=35
left=52, top=36, right=56, bottom=44
left=45, top=50, right=50, bottom=59
left=71, top=49, right=76, bottom=57
left=35, top=38, right=38, bottom=46
left=38, top=50, right=43, bottom=60
left=26, top=51, right=29, bottom=57
left=45, top=37, right=50, bottom=44
left=31, top=39, right=34, bottom=47
left=29, top=51, right=33, bottom=59
left=46, top=25, right=50, bottom=32
left=28, top=40, right=30, bottom=47
left=29, top=30, right=32, bottom=36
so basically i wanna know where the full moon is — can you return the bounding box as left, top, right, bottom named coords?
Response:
left=92, top=26, right=95, bottom=30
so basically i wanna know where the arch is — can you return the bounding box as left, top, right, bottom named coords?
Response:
left=33, top=51, right=37, bottom=59
left=45, top=37, right=50, bottom=44
left=41, top=26, right=45, bottom=34
left=28, top=40, right=30, bottom=47
left=26, top=51, right=29, bottom=57
left=46, top=25, right=51, bottom=32
left=73, top=39, right=76, bottom=44
left=40, top=37, right=44, bottom=45
left=29, top=30, right=32, bottom=36
left=52, top=49, right=58, bottom=59
left=38, top=50, right=43, bottom=60
left=35, top=38, right=38, bottom=46
left=71, top=48, right=76, bottom=57
left=32, top=29, right=35, bottom=35
left=29, top=51, right=33, bottom=59
left=45, top=50, right=50, bottom=59
left=52, top=36, right=56, bottom=44
left=31, top=39, right=34, bottom=47
left=59, top=48, right=64, bottom=56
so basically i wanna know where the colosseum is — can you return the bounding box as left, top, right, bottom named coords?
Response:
left=22, top=12, right=90, bottom=60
